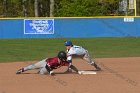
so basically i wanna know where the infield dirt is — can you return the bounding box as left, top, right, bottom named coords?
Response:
left=0, top=57, right=140, bottom=93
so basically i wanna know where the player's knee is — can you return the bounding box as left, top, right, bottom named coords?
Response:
left=39, top=68, right=48, bottom=75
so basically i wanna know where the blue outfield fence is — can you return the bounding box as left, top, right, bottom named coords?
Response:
left=0, top=17, right=140, bottom=38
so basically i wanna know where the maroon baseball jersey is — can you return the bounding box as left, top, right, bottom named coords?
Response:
left=45, top=57, right=69, bottom=69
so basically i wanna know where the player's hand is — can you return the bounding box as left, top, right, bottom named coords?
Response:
left=49, top=71, right=55, bottom=76
left=78, top=71, right=82, bottom=74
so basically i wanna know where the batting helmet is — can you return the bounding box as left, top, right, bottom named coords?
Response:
left=58, top=51, right=67, bottom=60
left=64, top=40, right=73, bottom=46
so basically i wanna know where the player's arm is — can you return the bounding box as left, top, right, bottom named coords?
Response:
left=69, top=65, right=79, bottom=73
left=67, top=55, right=72, bottom=63
left=65, top=55, right=73, bottom=72
left=45, top=64, right=55, bottom=76
left=66, top=48, right=76, bottom=63
left=63, top=61, right=79, bottom=74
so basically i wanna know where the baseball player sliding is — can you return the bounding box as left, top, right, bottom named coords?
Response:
left=64, top=40, right=101, bottom=72
left=16, top=51, right=79, bottom=75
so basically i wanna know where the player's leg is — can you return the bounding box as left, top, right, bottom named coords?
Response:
left=83, top=51, right=101, bottom=70
left=16, top=59, right=47, bottom=74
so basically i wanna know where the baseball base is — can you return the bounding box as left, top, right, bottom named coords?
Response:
left=78, top=71, right=97, bottom=75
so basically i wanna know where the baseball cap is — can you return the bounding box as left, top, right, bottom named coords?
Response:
left=64, top=40, right=73, bottom=46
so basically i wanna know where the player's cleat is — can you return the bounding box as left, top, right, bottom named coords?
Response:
left=95, top=66, right=101, bottom=71
left=93, top=63, right=101, bottom=71
left=16, top=68, right=24, bottom=74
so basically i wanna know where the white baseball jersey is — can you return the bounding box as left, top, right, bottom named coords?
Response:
left=67, top=45, right=87, bottom=61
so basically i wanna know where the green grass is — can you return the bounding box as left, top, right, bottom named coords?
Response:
left=0, top=38, right=140, bottom=62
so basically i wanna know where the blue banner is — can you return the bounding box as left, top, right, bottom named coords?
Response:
left=24, top=19, right=54, bottom=34
left=0, top=18, right=140, bottom=38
